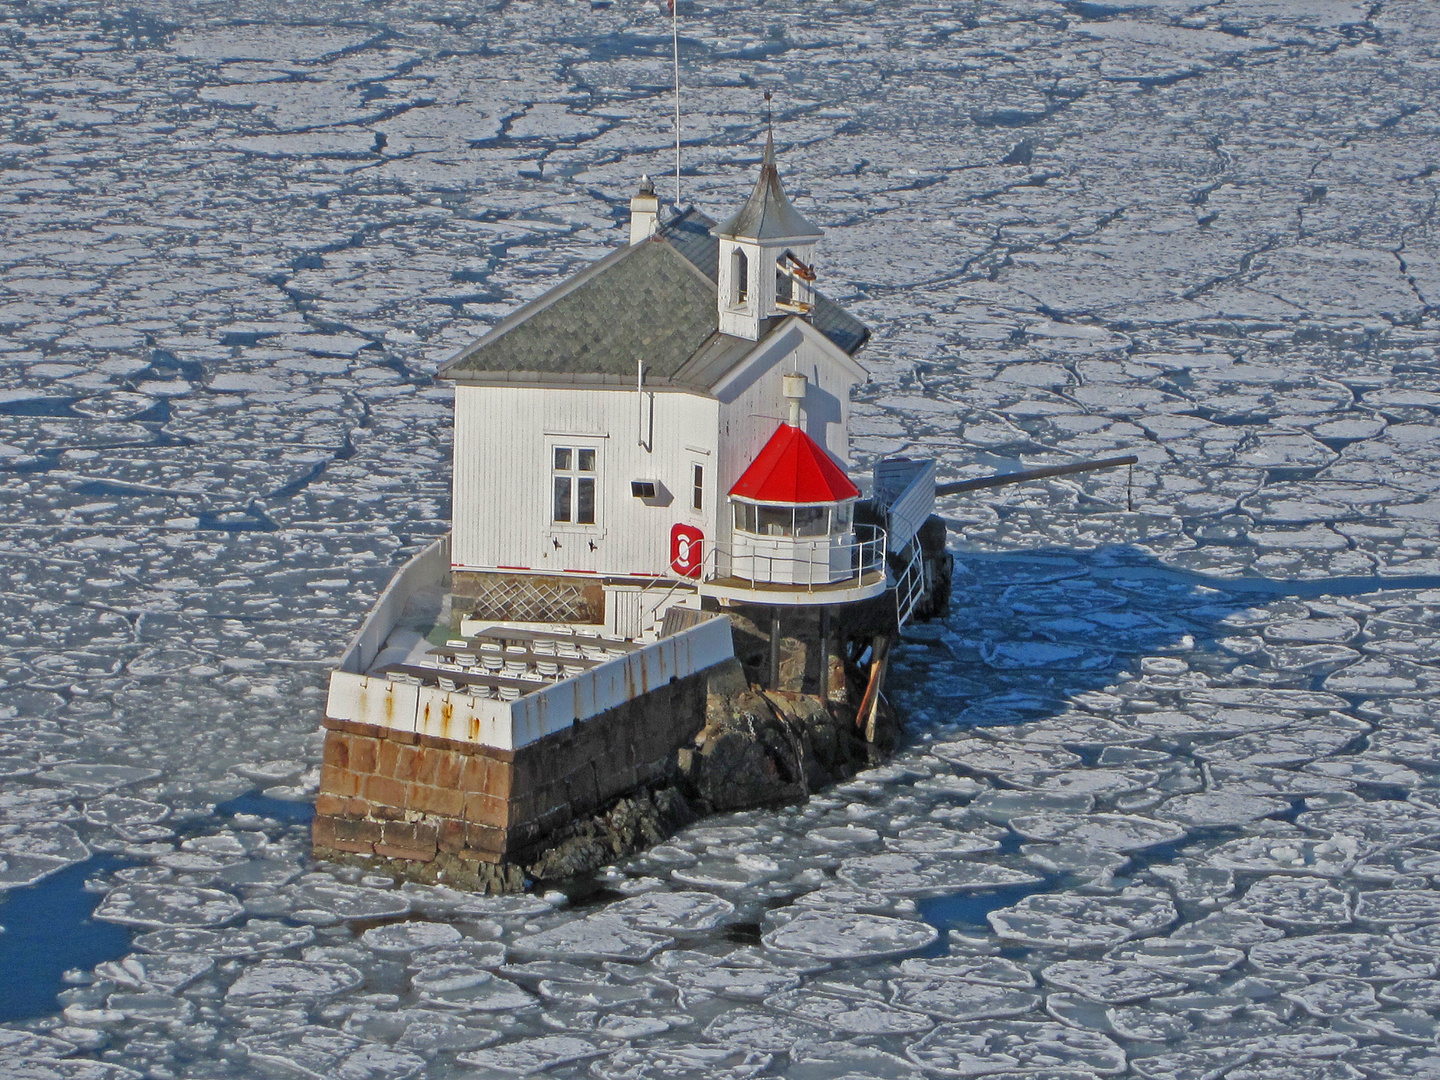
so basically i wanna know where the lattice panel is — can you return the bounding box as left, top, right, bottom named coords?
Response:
left=467, top=574, right=591, bottom=624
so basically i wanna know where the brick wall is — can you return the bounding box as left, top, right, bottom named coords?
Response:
left=313, top=668, right=710, bottom=876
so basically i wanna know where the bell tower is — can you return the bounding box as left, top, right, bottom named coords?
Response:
left=712, top=124, right=824, bottom=341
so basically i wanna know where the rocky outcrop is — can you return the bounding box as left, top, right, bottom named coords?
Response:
left=679, top=657, right=895, bottom=813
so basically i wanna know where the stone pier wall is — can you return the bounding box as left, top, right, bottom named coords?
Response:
left=313, top=668, right=710, bottom=888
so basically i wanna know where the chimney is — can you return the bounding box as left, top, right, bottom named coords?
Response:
left=629, top=176, right=659, bottom=244
left=782, top=372, right=807, bottom=427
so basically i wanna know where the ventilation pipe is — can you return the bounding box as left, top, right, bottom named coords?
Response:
left=782, top=372, right=807, bottom=428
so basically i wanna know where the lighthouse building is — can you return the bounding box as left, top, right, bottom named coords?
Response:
left=440, top=138, right=885, bottom=640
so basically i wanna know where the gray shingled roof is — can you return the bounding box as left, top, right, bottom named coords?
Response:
left=440, top=203, right=869, bottom=388
left=440, top=238, right=718, bottom=383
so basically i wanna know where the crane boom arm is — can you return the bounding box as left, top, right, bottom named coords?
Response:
left=934, top=454, right=1138, bottom=497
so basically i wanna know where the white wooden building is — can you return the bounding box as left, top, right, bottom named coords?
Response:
left=439, top=139, right=886, bottom=640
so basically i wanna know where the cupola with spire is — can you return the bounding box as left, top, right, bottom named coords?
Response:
left=712, top=115, right=824, bottom=340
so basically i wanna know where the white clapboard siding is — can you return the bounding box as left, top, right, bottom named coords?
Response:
left=452, top=384, right=718, bottom=578
left=874, top=457, right=937, bottom=551
left=712, top=322, right=865, bottom=550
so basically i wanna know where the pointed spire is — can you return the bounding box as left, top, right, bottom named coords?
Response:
left=764, top=90, right=775, bottom=166
left=711, top=96, right=822, bottom=244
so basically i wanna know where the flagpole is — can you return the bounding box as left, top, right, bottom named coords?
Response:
left=671, top=0, right=681, bottom=209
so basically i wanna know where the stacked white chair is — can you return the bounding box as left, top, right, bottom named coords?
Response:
left=480, top=643, right=504, bottom=675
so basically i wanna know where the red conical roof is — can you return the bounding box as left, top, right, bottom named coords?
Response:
left=729, top=423, right=861, bottom=504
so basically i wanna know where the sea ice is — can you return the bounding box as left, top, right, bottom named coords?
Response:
left=1284, top=978, right=1381, bottom=1018
left=701, top=1008, right=826, bottom=1052
left=94, top=884, right=243, bottom=928
left=1155, top=793, right=1290, bottom=827
left=343, top=1007, right=501, bottom=1053
left=838, top=852, right=1043, bottom=896
left=239, top=1026, right=426, bottom=1080
left=1105, top=939, right=1245, bottom=975
left=889, top=978, right=1041, bottom=1021
left=1231, top=875, right=1353, bottom=928
left=898, top=956, right=1036, bottom=987
left=989, top=891, right=1177, bottom=948
left=906, top=1020, right=1127, bottom=1077
left=1249, top=934, right=1436, bottom=980
left=1353, top=889, right=1440, bottom=928
left=591, top=1046, right=773, bottom=1080
left=765, top=986, right=935, bottom=1035
left=1203, top=836, right=1359, bottom=877
left=602, top=890, right=736, bottom=933
left=133, top=919, right=315, bottom=956
left=510, top=916, right=673, bottom=963
left=225, top=959, right=364, bottom=1003
left=1008, top=813, right=1187, bottom=852
left=885, top=824, right=1006, bottom=855
left=1042, top=960, right=1189, bottom=1004
left=1170, top=911, right=1286, bottom=945
left=289, top=880, right=412, bottom=922
left=762, top=910, right=939, bottom=960
left=360, top=921, right=463, bottom=953
left=93, top=952, right=213, bottom=993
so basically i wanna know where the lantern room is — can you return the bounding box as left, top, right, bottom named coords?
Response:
left=721, top=374, right=874, bottom=587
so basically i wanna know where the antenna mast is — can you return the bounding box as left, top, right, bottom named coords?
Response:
left=671, top=0, right=681, bottom=208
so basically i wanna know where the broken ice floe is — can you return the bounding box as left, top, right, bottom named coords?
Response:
left=838, top=852, right=1043, bottom=896
left=764, top=986, right=935, bottom=1035
left=889, top=978, right=1042, bottom=1022
left=761, top=910, right=939, bottom=960
left=239, top=1026, right=425, bottom=1080
left=360, top=921, right=462, bottom=953
left=1231, top=875, right=1353, bottom=928
left=225, top=959, right=363, bottom=1003
left=989, top=891, right=1177, bottom=948
left=906, top=1020, right=1127, bottom=1076
left=1009, top=813, right=1186, bottom=852
left=1041, top=960, right=1188, bottom=1003
left=94, top=883, right=243, bottom=928
left=510, top=916, right=672, bottom=963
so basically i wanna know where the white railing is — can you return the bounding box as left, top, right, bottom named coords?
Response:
left=336, top=534, right=450, bottom=675
left=326, top=613, right=735, bottom=751
left=710, top=523, right=886, bottom=592
left=894, top=541, right=925, bottom=627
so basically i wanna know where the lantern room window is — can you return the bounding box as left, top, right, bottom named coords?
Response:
left=733, top=501, right=852, bottom=537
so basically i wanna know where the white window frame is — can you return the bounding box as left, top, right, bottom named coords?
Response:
left=548, top=439, right=603, bottom=531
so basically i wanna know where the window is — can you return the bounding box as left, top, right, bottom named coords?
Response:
left=794, top=506, right=828, bottom=537
left=552, top=446, right=597, bottom=525
left=731, top=248, right=748, bottom=305
left=776, top=265, right=793, bottom=306
left=692, top=464, right=704, bottom=511
left=757, top=506, right=792, bottom=536
left=734, top=502, right=757, bottom=534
